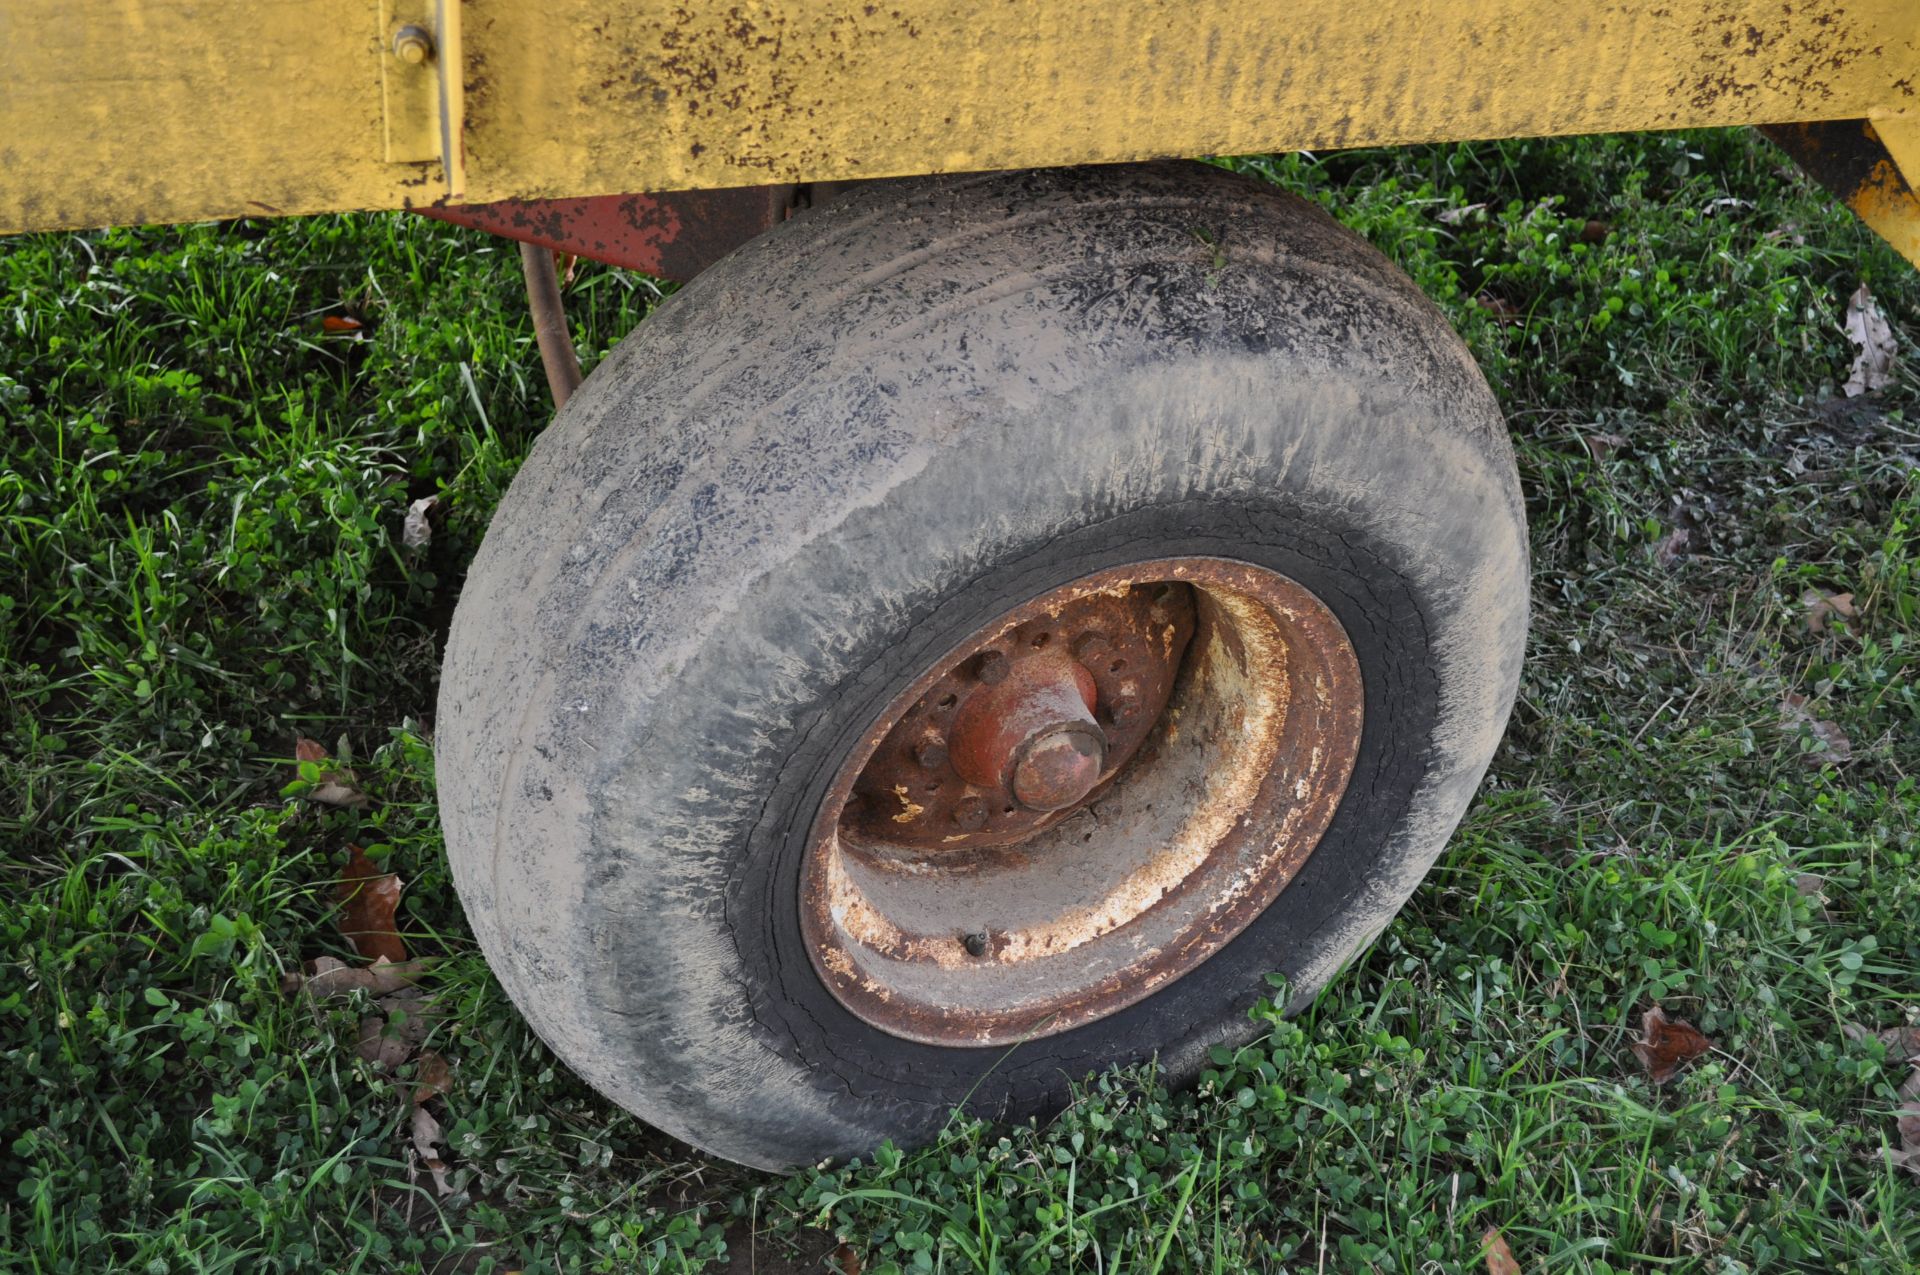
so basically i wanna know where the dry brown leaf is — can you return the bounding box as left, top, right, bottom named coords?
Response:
left=1476, top=293, right=1524, bottom=323
left=293, top=736, right=371, bottom=809
left=829, top=1243, right=864, bottom=1275
left=1810, top=719, right=1853, bottom=761
left=1631, top=1005, right=1713, bottom=1085
left=1583, top=432, right=1628, bottom=462
left=402, top=495, right=440, bottom=550
left=1655, top=526, right=1690, bottom=569
left=1885, top=1028, right=1920, bottom=1062
left=414, top=1050, right=454, bottom=1105
left=411, top=1104, right=453, bottom=1196
left=1801, top=589, right=1859, bottom=636
left=356, top=998, right=440, bottom=1068
left=297, top=954, right=426, bottom=999
left=1782, top=693, right=1852, bottom=764
left=1482, top=1228, right=1522, bottom=1275
left=1895, top=1065, right=1920, bottom=1178
left=1793, top=874, right=1839, bottom=923
left=1842, top=283, right=1897, bottom=397
left=309, top=776, right=368, bottom=808
left=375, top=994, right=439, bottom=1046
left=357, top=1014, right=413, bottom=1069
left=1843, top=1023, right=1920, bottom=1062
left=1850, top=1024, right=1920, bottom=1176
left=338, top=844, right=407, bottom=965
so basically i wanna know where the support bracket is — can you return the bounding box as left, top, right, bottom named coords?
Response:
left=378, top=0, right=465, bottom=198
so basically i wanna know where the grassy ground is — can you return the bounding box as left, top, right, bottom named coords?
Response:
left=3, top=130, right=1918, bottom=1273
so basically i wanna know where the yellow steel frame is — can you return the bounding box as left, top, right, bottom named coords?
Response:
left=3, top=1, right=1918, bottom=256
left=1858, top=118, right=1920, bottom=264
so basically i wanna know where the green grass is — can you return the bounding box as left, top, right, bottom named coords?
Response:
left=3, top=129, right=1919, bottom=1273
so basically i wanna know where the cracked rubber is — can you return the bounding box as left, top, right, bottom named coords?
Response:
left=437, top=162, right=1529, bottom=1171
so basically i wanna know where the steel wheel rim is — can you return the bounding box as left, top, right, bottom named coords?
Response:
left=800, top=557, right=1363, bottom=1046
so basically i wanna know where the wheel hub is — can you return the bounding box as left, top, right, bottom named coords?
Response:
left=841, top=584, right=1192, bottom=848
left=801, top=558, right=1363, bottom=1046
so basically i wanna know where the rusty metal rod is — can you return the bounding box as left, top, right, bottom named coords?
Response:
left=519, top=241, right=584, bottom=408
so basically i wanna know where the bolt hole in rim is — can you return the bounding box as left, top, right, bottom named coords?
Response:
left=800, top=558, right=1364, bottom=1047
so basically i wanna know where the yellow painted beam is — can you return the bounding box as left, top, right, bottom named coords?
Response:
left=1765, top=117, right=1920, bottom=269
left=1856, top=119, right=1920, bottom=267
left=3, top=0, right=1918, bottom=234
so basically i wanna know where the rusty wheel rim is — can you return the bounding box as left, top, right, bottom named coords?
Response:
left=800, top=558, right=1363, bottom=1047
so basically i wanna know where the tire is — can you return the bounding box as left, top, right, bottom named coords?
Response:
left=437, top=161, right=1528, bottom=1171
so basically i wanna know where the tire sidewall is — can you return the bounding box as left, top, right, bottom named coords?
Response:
left=439, top=166, right=1527, bottom=1170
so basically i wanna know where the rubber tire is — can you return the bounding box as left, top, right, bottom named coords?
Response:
left=438, top=162, right=1528, bottom=1171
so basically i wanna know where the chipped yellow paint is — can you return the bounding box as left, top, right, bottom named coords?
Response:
left=2, top=0, right=1918, bottom=233
left=888, top=785, right=923, bottom=824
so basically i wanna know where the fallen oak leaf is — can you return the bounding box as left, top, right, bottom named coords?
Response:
left=1781, top=693, right=1852, bottom=765
left=1897, top=1066, right=1920, bottom=1178
left=402, top=495, right=441, bottom=551
left=357, top=1013, right=414, bottom=1069
left=355, top=998, right=442, bottom=1070
left=1882, top=1027, right=1920, bottom=1062
left=374, top=994, right=440, bottom=1047
left=338, top=844, right=407, bottom=964
left=1842, top=283, right=1897, bottom=397
left=1794, top=874, right=1837, bottom=923
left=1851, top=1024, right=1920, bottom=1176
left=296, top=954, right=428, bottom=999
left=413, top=1050, right=454, bottom=1105
left=411, top=1104, right=454, bottom=1197
left=1482, top=1228, right=1522, bottom=1275
left=290, top=736, right=370, bottom=810
left=1842, top=1023, right=1920, bottom=1062
left=1801, top=589, right=1859, bottom=636
left=1655, top=526, right=1690, bottom=569
left=1632, top=1005, right=1713, bottom=1085
left=1583, top=432, right=1628, bottom=462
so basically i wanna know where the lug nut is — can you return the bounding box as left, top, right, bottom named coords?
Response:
left=391, top=24, right=435, bottom=64
left=962, top=931, right=989, bottom=958
left=913, top=739, right=949, bottom=770
left=952, top=796, right=988, bottom=831
left=973, top=650, right=1009, bottom=685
